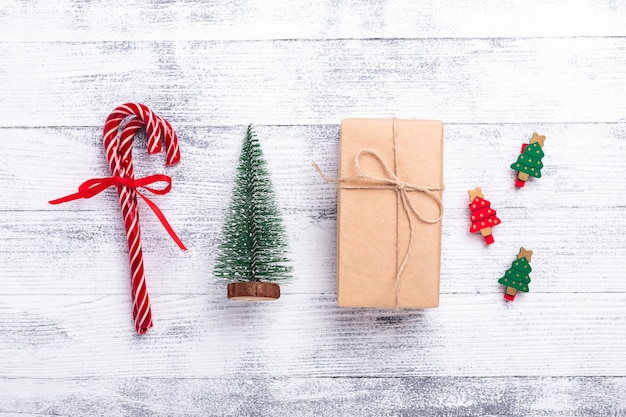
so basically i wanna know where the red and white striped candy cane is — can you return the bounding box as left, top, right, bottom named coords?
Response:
left=104, top=103, right=181, bottom=167
left=50, top=103, right=185, bottom=335
left=103, top=103, right=185, bottom=334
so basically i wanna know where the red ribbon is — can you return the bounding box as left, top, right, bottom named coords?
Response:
left=49, top=175, right=187, bottom=251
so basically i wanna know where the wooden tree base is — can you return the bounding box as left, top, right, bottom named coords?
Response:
left=480, top=227, right=494, bottom=244
left=504, top=286, right=517, bottom=301
left=227, top=282, right=281, bottom=300
left=516, top=171, right=529, bottom=188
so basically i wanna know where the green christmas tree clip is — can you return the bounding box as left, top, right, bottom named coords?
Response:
left=498, top=247, right=533, bottom=302
left=511, top=132, right=546, bottom=188
left=214, top=125, right=292, bottom=300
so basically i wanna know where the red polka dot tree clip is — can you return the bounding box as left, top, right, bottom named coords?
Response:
left=511, top=132, right=546, bottom=188
left=468, top=187, right=500, bottom=245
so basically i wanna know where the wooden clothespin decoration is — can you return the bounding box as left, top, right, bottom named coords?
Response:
left=498, top=247, right=533, bottom=301
left=468, top=187, right=501, bottom=245
left=511, top=133, right=546, bottom=188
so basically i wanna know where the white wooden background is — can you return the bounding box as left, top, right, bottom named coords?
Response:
left=1, top=1, right=626, bottom=415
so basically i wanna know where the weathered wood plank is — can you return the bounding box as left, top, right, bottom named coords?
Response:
left=4, top=124, right=625, bottom=211
left=2, top=38, right=626, bottom=126
left=2, top=0, right=626, bottom=41
left=4, top=206, right=625, bottom=295
left=1, top=377, right=624, bottom=417
left=1, top=124, right=625, bottom=295
left=0, top=293, right=624, bottom=378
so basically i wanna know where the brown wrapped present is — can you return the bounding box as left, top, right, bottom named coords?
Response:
left=335, top=118, right=444, bottom=308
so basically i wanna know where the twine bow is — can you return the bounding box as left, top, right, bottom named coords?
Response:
left=313, top=119, right=443, bottom=307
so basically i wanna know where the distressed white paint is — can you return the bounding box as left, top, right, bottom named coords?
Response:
left=2, top=38, right=626, bottom=126
left=1, top=0, right=626, bottom=41
left=1, top=0, right=625, bottom=415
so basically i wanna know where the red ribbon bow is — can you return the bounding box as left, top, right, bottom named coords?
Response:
left=49, top=174, right=187, bottom=251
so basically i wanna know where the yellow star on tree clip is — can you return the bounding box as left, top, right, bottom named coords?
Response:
left=468, top=187, right=483, bottom=201
left=530, top=132, right=546, bottom=148
left=517, top=247, right=533, bottom=262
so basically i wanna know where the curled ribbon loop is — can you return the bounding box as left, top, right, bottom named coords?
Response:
left=313, top=118, right=443, bottom=308
left=49, top=175, right=185, bottom=251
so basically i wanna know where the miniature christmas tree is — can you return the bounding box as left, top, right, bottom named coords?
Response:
left=498, top=247, right=533, bottom=301
left=468, top=187, right=501, bottom=244
left=214, top=125, right=292, bottom=300
left=511, top=132, right=546, bottom=188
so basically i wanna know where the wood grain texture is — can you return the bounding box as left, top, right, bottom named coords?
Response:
left=1, top=377, right=625, bottom=416
left=2, top=0, right=626, bottom=414
left=0, top=293, right=625, bottom=378
left=2, top=0, right=626, bottom=41
left=2, top=38, right=626, bottom=126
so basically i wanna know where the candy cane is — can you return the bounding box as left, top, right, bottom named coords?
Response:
left=115, top=118, right=154, bottom=333
left=103, top=103, right=181, bottom=167
left=104, top=104, right=185, bottom=334
left=49, top=103, right=186, bottom=335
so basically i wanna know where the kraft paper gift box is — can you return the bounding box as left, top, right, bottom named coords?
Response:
left=336, top=118, right=444, bottom=308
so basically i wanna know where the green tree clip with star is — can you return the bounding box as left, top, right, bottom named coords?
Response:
left=498, top=247, right=533, bottom=301
left=511, top=132, right=546, bottom=187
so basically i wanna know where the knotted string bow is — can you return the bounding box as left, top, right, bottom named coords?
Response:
left=314, top=119, right=443, bottom=307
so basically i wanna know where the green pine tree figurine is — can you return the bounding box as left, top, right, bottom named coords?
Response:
left=498, top=247, right=533, bottom=301
left=511, top=132, right=546, bottom=188
left=214, top=125, right=292, bottom=300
